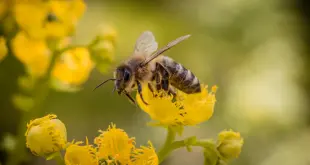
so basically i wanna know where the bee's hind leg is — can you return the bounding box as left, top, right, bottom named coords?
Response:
left=168, top=86, right=177, bottom=97
left=156, top=62, right=171, bottom=91
left=148, top=83, right=156, bottom=97
left=136, top=81, right=149, bottom=105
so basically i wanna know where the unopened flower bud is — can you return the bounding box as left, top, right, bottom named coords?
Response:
left=93, top=40, right=115, bottom=62
left=216, top=130, right=244, bottom=161
left=25, top=114, right=67, bottom=157
left=98, top=25, right=117, bottom=44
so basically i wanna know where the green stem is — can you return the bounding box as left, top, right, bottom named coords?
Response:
left=158, top=135, right=215, bottom=164
left=157, top=127, right=176, bottom=163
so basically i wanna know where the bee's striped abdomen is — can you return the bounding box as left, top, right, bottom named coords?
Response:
left=160, top=56, right=201, bottom=94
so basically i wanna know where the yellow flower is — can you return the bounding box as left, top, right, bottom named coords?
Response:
left=131, top=141, right=158, bottom=165
left=136, top=83, right=217, bottom=126
left=65, top=138, right=98, bottom=165
left=51, top=47, right=94, bottom=88
left=94, top=123, right=135, bottom=164
left=0, top=37, right=8, bottom=62
left=11, top=31, right=51, bottom=77
left=13, top=0, right=86, bottom=39
left=25, top=114, right=67, bottom=157
left=216, top=130, right=244, bottom=161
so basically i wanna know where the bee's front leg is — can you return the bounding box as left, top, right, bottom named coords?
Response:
left=123, top=91, right=137, bottom=106
left=136, top=81, right=149, bottom=105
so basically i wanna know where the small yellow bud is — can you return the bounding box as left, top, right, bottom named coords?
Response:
left=216, top=130, right=244, bottom=161
left=93, top=40, right=115, bottom=62
left=25, top=114, right=67, bottom=157
left=98, top=25, right=117, bottom=44
left=0, top=37, right=8, bottom=62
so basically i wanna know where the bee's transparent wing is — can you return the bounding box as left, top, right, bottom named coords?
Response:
left=134, top=31, right=158, bottom=56
left=140, top=34, right=191, bottom=66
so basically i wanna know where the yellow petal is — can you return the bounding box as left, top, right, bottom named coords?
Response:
left=136, top=83, right=217, bottom=126
left=52, top=47, right=94, bottom=87
left=65, top=140, right=98, bottom=165
left=131, top=141, right=158, bottom=165
left=11, top=31, right=51, bottom=77
left=94, top=123, right=135, bottom=164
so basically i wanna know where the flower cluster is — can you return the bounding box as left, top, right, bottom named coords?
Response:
left=25, top=114, right=158, bottom=165
left=0, top=0, right=116, bottom=111
left=25, top=83, right=243, bottom=165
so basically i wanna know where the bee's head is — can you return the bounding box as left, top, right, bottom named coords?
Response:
left=114, top=65, right=134, bottom=94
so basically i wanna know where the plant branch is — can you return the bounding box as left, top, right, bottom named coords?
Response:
left=158, top=134, right=215, bottom=164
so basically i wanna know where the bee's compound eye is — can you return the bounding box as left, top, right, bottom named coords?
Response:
left=124, top=69, right=131, bottom=82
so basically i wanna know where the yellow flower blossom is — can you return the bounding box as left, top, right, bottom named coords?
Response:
left=11, top=31, right=51, bottom=77
left=0, top=37, right=8, bottom=62
left=25, top=114, right=67, bottom=156
left=65, top=138, right=98, bottom=165
left=13, top=0, right=86, bottom=39
left=136, top=83, right=217, bottom=126
left=51, top=47, right=94, bottom=88
left=216, top=130, right=244, bottom=161
left=94, top=123, right=135, bottom=164
left=131, top=141, right=158, bottom=165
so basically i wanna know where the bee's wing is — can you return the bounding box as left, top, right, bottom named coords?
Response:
left=140, top=34, right=191, bottom=66
left=134, top=31, right=158, bottom=56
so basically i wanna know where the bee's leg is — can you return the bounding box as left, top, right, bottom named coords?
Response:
left=148, top=83, right=156, bottom=97
left=168, top=86, right=177, bottom=97
left=155, top=72, right=162, bottom=91
left=136, top=81, right=149, bottom=105
left=123, top=91, right=137, bottom=106
left=156, top=62, right=170, bottom=91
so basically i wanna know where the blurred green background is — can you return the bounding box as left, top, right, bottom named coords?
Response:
left=1, top=0, right=310, bottom=164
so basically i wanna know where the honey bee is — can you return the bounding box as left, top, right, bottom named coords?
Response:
left=94, top=31, right=201, bottom=105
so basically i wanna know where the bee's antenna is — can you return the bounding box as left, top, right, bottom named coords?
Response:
left=93, top=78, right=116, bottom=91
